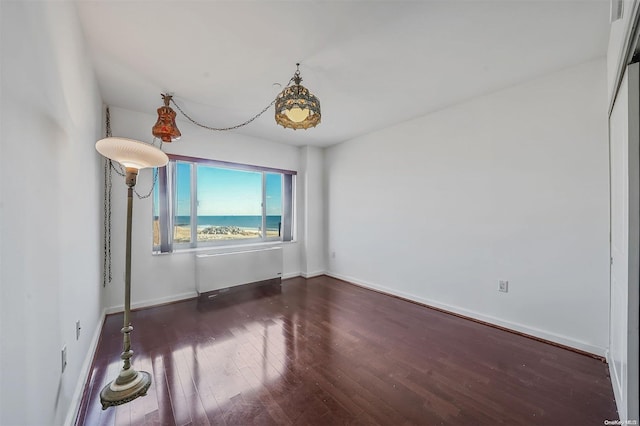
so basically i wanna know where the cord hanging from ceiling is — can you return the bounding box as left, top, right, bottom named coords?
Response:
left=155, top=63, right=321, bottom=139
left=102, top=107, right=113, bottom=287
left=102, top=106, right=163, bottom=287
left=169, top=94, right=281, bottom=132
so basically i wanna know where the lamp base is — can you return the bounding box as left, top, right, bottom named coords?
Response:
left=100, top=369, right=151, bottom=410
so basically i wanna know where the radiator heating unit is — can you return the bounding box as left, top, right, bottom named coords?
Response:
left=195, top=246, right=283, bottom=297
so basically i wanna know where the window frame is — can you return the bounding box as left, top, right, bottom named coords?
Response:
left=153, top=154, right=296, bottom=253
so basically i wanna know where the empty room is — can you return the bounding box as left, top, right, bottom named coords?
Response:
left=1, top=1, right=638, bottom=425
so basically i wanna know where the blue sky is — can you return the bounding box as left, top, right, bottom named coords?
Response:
left=172, top=162, right=282, bottom=216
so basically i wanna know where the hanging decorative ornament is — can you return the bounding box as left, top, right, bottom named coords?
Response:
left=152, top=94, right=181, bottom=142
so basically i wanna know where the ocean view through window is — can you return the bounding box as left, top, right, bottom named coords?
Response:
left=153, top=155, right=295, bottom=252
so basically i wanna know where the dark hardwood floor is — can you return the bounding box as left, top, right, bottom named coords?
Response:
left=76, top=276, right=618, bottom=425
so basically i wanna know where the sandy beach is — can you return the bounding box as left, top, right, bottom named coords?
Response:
left=154, top=221, right=279, bottom=245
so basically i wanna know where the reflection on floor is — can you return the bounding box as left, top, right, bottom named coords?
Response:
left=75, top=276, right=618, bottom=425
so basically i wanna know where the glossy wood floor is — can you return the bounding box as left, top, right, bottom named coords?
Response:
left=76, top=276, right=618, bottom=425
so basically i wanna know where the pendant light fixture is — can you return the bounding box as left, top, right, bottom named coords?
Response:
left=157, top=63, right=321, bottom=136
left=152, top=94, right=181, bottom=142
left=275, top=63, right=321, bottom=130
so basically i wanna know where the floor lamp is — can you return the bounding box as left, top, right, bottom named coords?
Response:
left=95, top=137, right=168, bottom=409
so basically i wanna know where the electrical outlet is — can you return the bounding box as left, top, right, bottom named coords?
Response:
left=61, top=345, right=67, bottom=373
left=76, top=320, right=81, bottom=340
left=499, top=280, right=509, bottom=293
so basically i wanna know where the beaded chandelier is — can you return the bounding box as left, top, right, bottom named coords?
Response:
left=274, top=64, right=321, bottom=130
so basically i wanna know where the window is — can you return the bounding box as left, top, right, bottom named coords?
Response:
left=153, top=155, right=295, bottom=252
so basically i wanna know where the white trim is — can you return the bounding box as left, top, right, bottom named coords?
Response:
left=301, top=270, right=326, bottom=279
left=327, top=272, right=607, bottom=357
left=282, top=272, right=302, bottom=280
left=610, top=0, right=640, bottom=114
left=153, top=240, right=291, bottom=256
left=63, top=308, right=107, bottom=426
left=608, top=62, right=640, bottom=422
left=105, top=291, right=197, bottom=314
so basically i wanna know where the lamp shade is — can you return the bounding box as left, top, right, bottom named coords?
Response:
left=96, top=137, right=168, bottom=170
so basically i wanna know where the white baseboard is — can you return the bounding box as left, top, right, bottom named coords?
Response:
left=63, top=308, right=107, bottom=426
left=301, top=270, right=326, bottom=279
left=282, top=272, right=302, bottom=280
left=326, top=272, right=607, bottom=357
left=282, top=271, right=326, bottom=279
left=105, top=291, right=198, bottom=314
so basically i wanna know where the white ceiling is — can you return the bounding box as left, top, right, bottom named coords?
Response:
left=75, top=0, right=611, bottom=147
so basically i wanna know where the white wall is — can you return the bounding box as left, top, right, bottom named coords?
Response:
left=0, top=2, right=104, bottom=425
left=299, top=146, right=326, bottom=277
left=105, top=107, right=304, bottom=311
left=325, top=58, right=610, bottom=355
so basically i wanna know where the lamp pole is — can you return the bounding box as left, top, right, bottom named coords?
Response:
left=99, top=167, right=152, bottom=409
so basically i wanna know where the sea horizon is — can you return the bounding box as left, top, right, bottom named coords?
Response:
left=160, top=215, right=282, bottom=231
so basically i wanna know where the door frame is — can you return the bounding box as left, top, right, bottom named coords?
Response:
left=608, top=61, right=640, bottom=423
